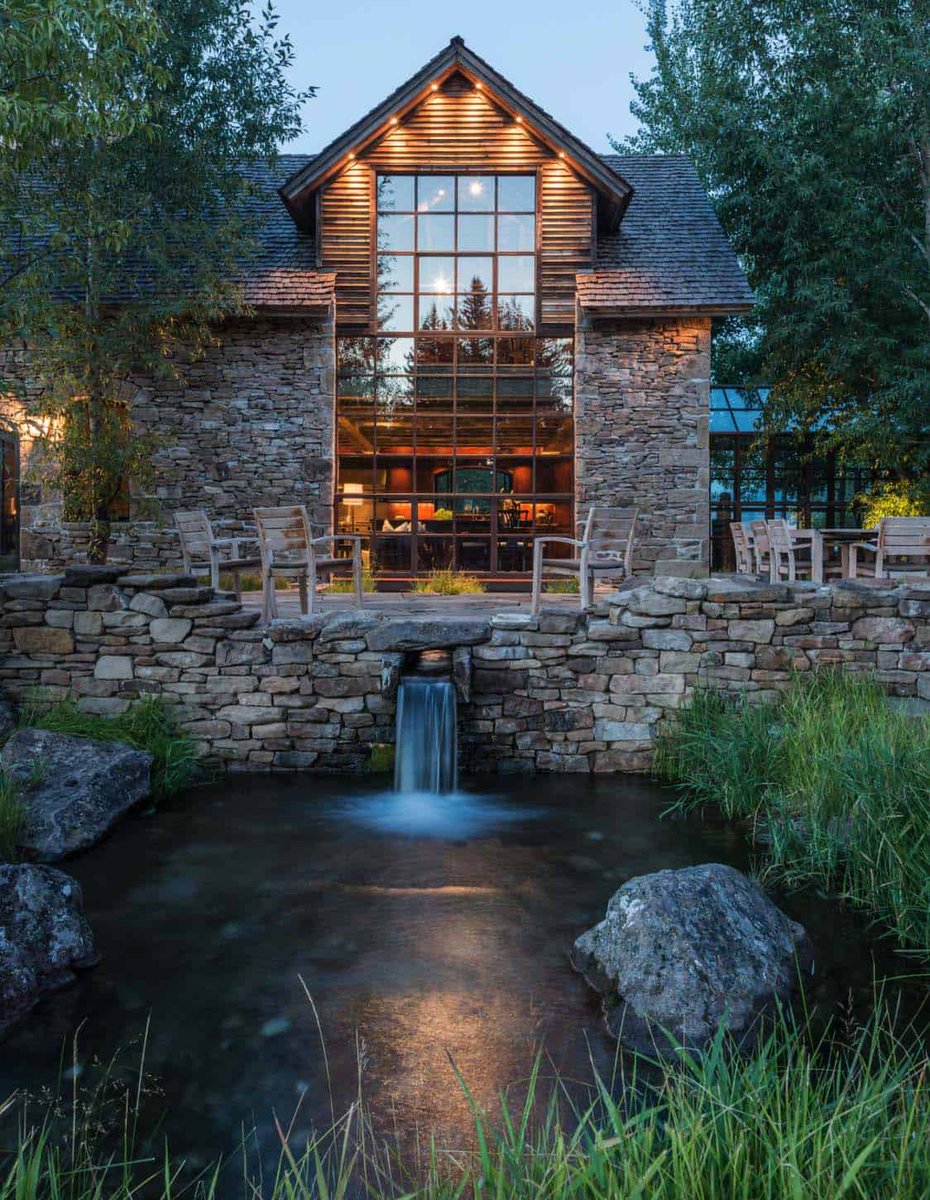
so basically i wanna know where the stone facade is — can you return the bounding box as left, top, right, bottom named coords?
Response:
left=1, top=571, right=927, bottom=775
left=3, top=307, right=716, bottom=576
left=1, top=313, right=335, bottom=571
left=574, top=314, right=712, bottom=573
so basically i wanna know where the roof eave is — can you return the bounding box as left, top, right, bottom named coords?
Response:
left=581, top=301, right=756, bottom=320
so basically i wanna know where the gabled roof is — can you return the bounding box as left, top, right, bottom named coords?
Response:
left=279, top=37, right=633, bottom=233
left=585, top=155, right=754, bottom=316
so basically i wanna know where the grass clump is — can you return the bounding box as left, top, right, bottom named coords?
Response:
left=3, top=1005, right=929, bottom=1199
left=656, top=671, right=930, bottom=955
left=544, top=576, right=580, bottom=594
left=0, top=773, right=24, bottom=861
left=326, top=565, right=377, bottom=593
left=20, top=694, right=199, bottom=802
left=413, top=569, right=486, bottom=595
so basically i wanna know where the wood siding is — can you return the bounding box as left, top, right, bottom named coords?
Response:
left=318, top=161, right=372, bottom=329
left=318, top=72, right=595, bottom=330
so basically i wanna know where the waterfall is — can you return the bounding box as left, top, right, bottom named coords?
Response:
left=394, top=677, right=458, bottom=795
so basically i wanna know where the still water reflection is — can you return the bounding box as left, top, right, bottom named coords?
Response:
left=0, top=774, right=923, bottom=1169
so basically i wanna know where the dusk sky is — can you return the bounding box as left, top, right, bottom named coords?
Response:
left=266, top=0, right=656, bottom=156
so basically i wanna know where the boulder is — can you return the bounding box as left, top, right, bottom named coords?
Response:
left=0, top=863, right=97, bottom=1034
left=571, top=863, right=812, bottom=1054
left=1, top=728, right=153, bottom=860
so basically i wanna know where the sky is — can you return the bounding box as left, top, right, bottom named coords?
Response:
left=265, top=0, right=656, bottom=156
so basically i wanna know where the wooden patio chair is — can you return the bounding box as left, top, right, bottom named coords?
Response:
left=253, top=505, right=364, bottom=621
left=174, top=510, right=260, bottom=595
left=730, top=521, right=754, bottom=574
left=848, top=516, right=930, bottom=580
left=766, top=519, right=818, bottom=582
left=748, top=519, right=772, bottom=576
left=531, top=506, right=637, bottom=614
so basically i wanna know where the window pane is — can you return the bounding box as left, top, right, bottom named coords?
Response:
left=419, top=256, right=456, bottom=294
left=417, top=176, right=455, bottom=212
left=338, top=376, right=375, bottom=401
left=497, top=295, right=536, bottom=331
left=458, top=175, right=494, bottom=211
left=376, top=375, right=414, bottom=411
left=456, top=290, right=493, bottom=330
left=457, top=214, right=494, bottom=252
left=457, top=337, right=493, bottom=366
left=498, top=256, right=535, bottom=292
left=498, top=176, right=535, bottom=211
left=378, top=255, right=414, bottom=292
left=378, top=175, right=415, bottom=212
left=418, top=296, right=455, bottom=330
left=373, top=337, right=414, bottom=373
left=456, top=256, right=493, bottom=293
left=415, top=337, right=454, bottom=366
left=378, top=213, right=415, bottom=252
left=497, top=337, right=535, bottom=366
left=497, top=214, right=535, bottom=252
left=378, top=295, right=414, bottom=331
left=417, top=214, right=455, bottom=252
left=415, top=374, right=454, bottom=406
left=338, top=337, right=374, bottom=373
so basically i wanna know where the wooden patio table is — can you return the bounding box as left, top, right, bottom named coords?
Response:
left=818, top=528, right=877, bottom=580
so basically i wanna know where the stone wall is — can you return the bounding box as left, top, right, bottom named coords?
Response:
left=1, top=313, right=335, bottom=571
left=574, top=314, right=712, bottom=573
left=1, top=571, right=927, bottom=774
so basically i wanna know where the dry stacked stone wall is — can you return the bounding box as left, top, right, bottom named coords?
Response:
left=1, top=569, right=928, bottom=775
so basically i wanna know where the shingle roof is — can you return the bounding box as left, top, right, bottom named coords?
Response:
left=238, top=157, right=333, bottom=310
left=584, top=155, right=754, bottom=315
left=246, top=151, right=752, bottom=315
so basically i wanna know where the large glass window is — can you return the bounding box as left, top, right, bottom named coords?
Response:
left=336, top=174, right=573, bottom=577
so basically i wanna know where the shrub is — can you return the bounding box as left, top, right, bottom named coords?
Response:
left=857, top=480, right=929, bottom=529
left=413, top=569, right=486, bottom=595
left=544, top=577, right=580, bottom=594
left=20, top=695, right=199, bottom=801
left=657, top=672, right=930, bottom=955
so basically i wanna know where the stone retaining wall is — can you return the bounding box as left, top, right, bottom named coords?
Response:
left=1, top=570, right=927, bottom=774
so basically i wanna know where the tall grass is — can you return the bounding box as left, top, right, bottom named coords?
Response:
left=656, top=672, right=930, bottom=955
left=2, top=1004, right=929, bottom=1198
left=19, top=695, right=200, bottom=801
left=413, top=569, right=486, bottom=595
left=0, top=772, right=24, bottom=861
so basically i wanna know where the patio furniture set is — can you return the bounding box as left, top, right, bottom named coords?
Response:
left=174, top=505, right=640, bottom=620
left=730, top=516, right=930, bottom=583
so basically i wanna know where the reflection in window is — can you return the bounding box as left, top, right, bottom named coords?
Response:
left=338, top=175, right=571, bottom=575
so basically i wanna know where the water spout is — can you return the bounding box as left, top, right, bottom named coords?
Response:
left=394, top=677, right=458, bottom=794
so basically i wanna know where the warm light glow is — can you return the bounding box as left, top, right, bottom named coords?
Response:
left=515, top=115, right=523, bottom=123
left=390, top=116, right=399, bottom=125
left=342, top=482, right=364, bottom=506
left=432, top=83, right=439, bottom=91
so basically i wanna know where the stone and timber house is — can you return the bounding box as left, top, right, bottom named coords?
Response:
left=0, top=38, right=753, bottom=580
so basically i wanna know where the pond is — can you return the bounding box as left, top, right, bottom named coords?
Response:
left=0, top=773, right=924, bottom=1172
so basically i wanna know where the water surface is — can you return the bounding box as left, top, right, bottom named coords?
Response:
left=0, top=773, right=923, bottom=1168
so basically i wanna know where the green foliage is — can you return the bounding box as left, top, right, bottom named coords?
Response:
left=431, top=508, right=454, bottom=521
left=1, top=0, right=313, bottom=560
left=3, top=1004, right=929, bottom=1199
left=0, top=773, right=24, bottom=862
left=858, top=480, right=930, bottom=529
left=545, top=577, right=580, bottom=594
left=413, top=569, right=486, bottom=595
left=624, top=1, right=930, bottom=478
left=657, top=673, right=930, bottom=954
left=21, top=695, right=199, bottom=801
